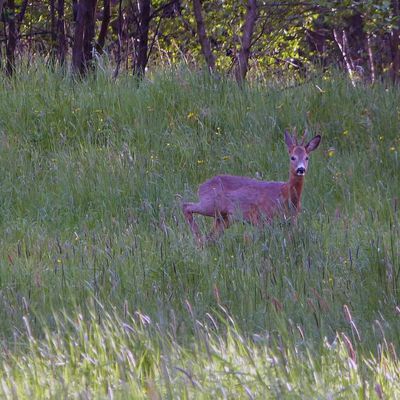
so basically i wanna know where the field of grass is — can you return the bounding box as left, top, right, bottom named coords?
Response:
left=0, top=64, right=399, bottom=398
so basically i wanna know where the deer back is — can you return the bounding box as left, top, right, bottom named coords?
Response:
left=198, top=175, right=287, bottom=219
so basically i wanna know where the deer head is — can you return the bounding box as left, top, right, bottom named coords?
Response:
left=284, top=130, right=321, bottom=177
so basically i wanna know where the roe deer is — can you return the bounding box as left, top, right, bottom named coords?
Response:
left=182, top=130, right=321, bottom=244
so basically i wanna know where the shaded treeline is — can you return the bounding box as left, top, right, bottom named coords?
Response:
left=0, top=0, right=399, bottom=83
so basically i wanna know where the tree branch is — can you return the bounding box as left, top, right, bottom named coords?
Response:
left=192, top=0, right=215, bottom=72
left=234, top=0, right=257, bottom=83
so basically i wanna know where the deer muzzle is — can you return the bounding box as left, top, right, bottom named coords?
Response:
left=296, top=166, right=306, bottom=176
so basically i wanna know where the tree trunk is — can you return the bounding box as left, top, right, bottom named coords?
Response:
left=390, top=0, right=400, bottom=83
left=333, top=28, right=356, bottom=86
left=113, top=0, right=123, bottom=78
left=96, top=0, right=111, bottom=54
left=83, top=0, right=97, bottom=65
left=192, top=0, right=215, bottom=72
left=134, top=0, right=151, bottom=76
left=5, top=0, right=17, bottom=75
left=366, top=35, right=375, bottom=84
left=50, top=0, right=56, bottom=60
left=17, top=0, right=28, bottom=25
left=72, top=0, right=97, bottom=74
left=57, top=0, right=67, bottom=65
left=72, top=0, right=86, bottom=73
left=4, top=0, right=27, bottom=75
left=234, top=0, right=257, bottom=83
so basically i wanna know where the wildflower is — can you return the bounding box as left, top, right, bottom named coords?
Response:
left=197, top=159, right=205, bottom=165
left=328, top=147, right=335, bottom=157
left=389, top=146, right=396, bottom=152
left=187, top=112, right=197, bottom=120
left=342, top=130, right=349, bottom=136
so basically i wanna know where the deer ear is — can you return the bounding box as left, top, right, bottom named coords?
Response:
left=284, top=130, right=294, bottom=150
left=305, top=135, right=321, bottom=153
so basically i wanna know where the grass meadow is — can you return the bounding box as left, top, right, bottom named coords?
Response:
left=0, top=64, right=399, bottom=398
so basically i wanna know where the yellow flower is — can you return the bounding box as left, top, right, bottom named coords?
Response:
left=222, top=155, right=230, bottom=160
left=342, top=130, right=349, bottom=136
left=389, top=146, right=396, bottom=152
left=187, top=112, right=197, bottom=120
left=197, top=159, right=205, bottom=165
left=328, top=148, right=335, bottom=157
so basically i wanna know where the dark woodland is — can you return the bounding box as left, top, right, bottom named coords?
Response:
left=0, top=0, right=399, bottom=83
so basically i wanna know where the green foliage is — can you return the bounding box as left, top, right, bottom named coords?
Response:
left=1, top=0, right=400, bottom=80
left=0, top=64, right=399, bottom=396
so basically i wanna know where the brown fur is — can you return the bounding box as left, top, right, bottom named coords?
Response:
left=182, top=130, right=321, bottom=245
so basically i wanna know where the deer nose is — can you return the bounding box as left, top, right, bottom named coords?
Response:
left=296, top=167, right=305, bottom=175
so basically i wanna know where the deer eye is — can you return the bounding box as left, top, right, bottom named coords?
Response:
left=305, top=157, right=309, bottom=161
left=291, top=156, right=296, bottom=161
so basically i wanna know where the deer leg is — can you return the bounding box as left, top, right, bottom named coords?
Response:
left=182, top=202, right=204, bottom=244
left=206, top=213, right=230, bottom=242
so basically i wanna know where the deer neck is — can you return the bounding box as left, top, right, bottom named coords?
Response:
left=287, top=173, right=304, bottom=210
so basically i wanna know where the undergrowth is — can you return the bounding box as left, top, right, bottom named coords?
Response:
left=0, top=63, right=399, bottom=398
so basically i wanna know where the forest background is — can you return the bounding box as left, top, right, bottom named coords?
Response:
left=0, top=0, right=399, bottom=83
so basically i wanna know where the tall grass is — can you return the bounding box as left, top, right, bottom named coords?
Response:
left=0, top=63, right=399, bottom=397
left=2, top=307, right=400, bottom=398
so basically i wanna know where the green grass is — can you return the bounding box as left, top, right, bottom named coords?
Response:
left=0, top=63, right=399, bottom=398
